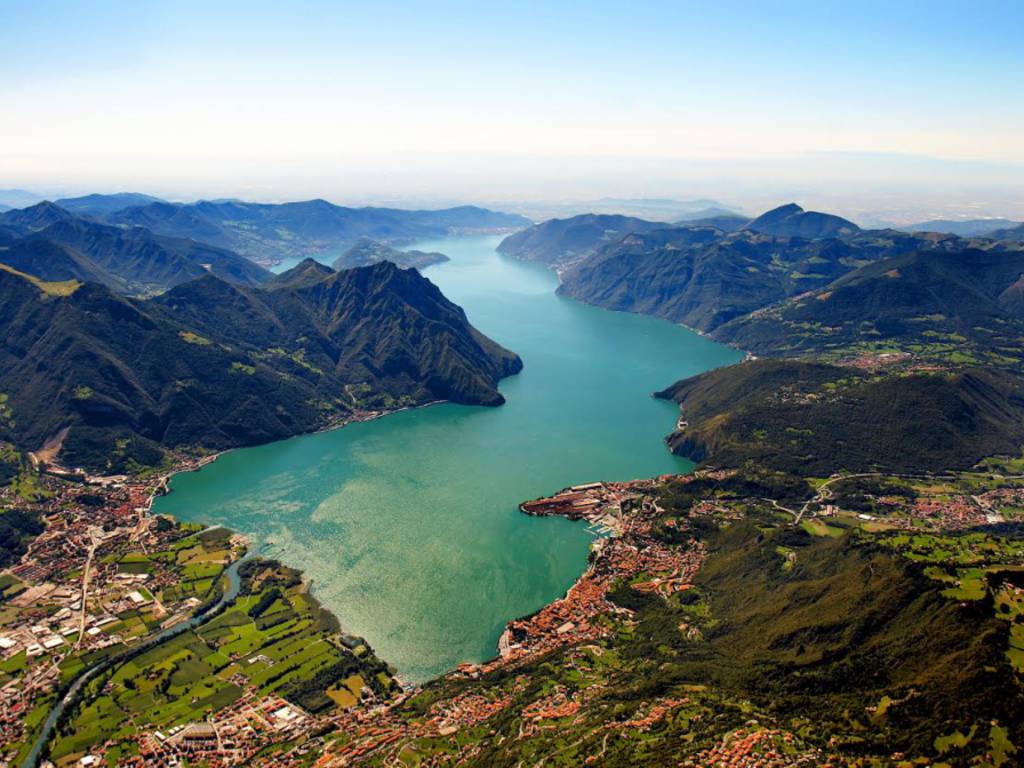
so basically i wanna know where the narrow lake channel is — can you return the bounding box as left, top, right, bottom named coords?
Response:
left=153, top=235, right=741, bottom=682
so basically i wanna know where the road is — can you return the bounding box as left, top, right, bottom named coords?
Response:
left=769, top=470, right=976, bottom=526
left=73, top=536, right=98, bottom=650
left=21, top=555, right=248, bottom=768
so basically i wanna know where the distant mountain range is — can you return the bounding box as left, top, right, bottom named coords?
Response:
left=0, top=195, right=529, bottom=295
left=0, top=203, right=269, bottom=295
left=54, top=192, right=166, bottom=216
left=496, top=203, right=860, bottom=272
left=0, top=188, right=45, bottom=210
left=673, top=211, right=750, bottom=231
left=500, top=202, right=1024, bottom=367
left=510, top=197, right=742, bottom=223
left=900, top=218, right=1022, bottom=237
left=0, top=260, right=520, bottom=472
left=674, top=206, right=746, bottom=223
left=496, top=214, right=667, bottom=269
left=0, top=194, right=530, bottom=268
left=989, top=222, right=1024, bottom=241
left=555, top=212, right=979, bottom=332
left=105, top=199, right=530, bottom=264
left=0, top=200, right=74, bottom=235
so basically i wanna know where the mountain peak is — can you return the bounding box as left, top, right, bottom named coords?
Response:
left=265, top=258, right=335, bottom=290
left=745, top=203, right=858, bottom=239
left=0, top=201, right=76, bottom=235
left=764, top=202, right=804, bottom=217
left=54, top=192, right=164, bottom=216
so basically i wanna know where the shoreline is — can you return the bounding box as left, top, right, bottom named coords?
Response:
left=524, top=254, right=753, bottom=360
left=151, top=399, right=449, bottom=500
left=309, top=472, right=706, bottom=766
left=140, top=398, right=462, bottom=675
left=147, top=442, right=648, bottom=692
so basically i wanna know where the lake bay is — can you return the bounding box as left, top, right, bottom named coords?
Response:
left=153, top=235, right=741, bottom=682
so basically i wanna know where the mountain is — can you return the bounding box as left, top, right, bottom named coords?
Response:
left=108, top=199, right=530, bottom=265
left=901, top=217, right=1022, bottom=237
left=0, top=201, right=76, bottom=234
left=496, top=213, right=666, bottom=269
left=536, top=202, right=1024, bottom=359
left=0, top=214, right=269, bottom=295
left=331, top=237, right=449, bottom=271
left=0, top=262, right=520, bottom=471
left=589, top=197, right=738, bottom=220
left=499, top=204, right=860, bottom=286
left=744, top=202, right=860, bottom=238
left=555, top=225, right=964, bottom=332
left=399, top=205, right=531, bottom=231
left=54, top=192, right=165, bottom=216
left=715, top=247, right=1024, bottom=365
left=0, top=189, right=44, bottom=209
left=675, top=206, right=747, bottom=221
left=656, top=359, right=1024, bottom=474
left=675, top=212, right=750, bottom=232
left=989, top=222, right=1024, bottom=242
left=505, top=197, right=742, bottom=223
left=557, top=226, right=799, bottom=330
left=0, top=204, right=10, bottom=213
left=265, top=258, right=337, bottom=290
left=0, top=239, right=99, bottom=284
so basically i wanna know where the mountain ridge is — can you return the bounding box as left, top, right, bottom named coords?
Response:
left=107, top=199, right=530, bottom=264
left=0, top=206, right=270, bottom=295
left=0, top=261, right=520, bottom=471
left=54, top=192, right=166, bottom=216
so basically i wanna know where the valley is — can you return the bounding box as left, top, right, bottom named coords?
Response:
left=4, top=4, right=1023, bottom=766
left=151, top=235, right=742, bottom=682
left=3, top=203, right=1024, bottom=768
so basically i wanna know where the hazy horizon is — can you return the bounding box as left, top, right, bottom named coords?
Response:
left=4, top=0, right=1024, bottom=224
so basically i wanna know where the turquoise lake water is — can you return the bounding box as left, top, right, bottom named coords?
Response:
left=152, top=235, right=741, bottom=682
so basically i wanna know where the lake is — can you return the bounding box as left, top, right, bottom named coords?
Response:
left=152, top=235, right=741, bottom=682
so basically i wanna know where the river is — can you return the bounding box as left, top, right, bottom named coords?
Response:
left=152, top=235, right=741, bottom=682
left=22, top=550, right=247, bottom=768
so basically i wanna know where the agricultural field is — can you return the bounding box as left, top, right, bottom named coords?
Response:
left=0, top=494, right=244, bottom=767
left=785, top=466, right=1024, bottom=677
left=46, top=559, right=397, bottom=764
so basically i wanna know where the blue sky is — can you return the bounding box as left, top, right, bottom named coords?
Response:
left=2, top=1, right=1023, bottom=214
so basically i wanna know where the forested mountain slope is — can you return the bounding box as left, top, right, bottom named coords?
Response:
left=0, top=214, right=269, bottom=295
left=0, top=262, right=520, bottom=471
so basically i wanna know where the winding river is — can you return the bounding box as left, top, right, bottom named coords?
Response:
left=153, top=235, right=741, bottom=682
left=23, top=551, right=248, bottom=768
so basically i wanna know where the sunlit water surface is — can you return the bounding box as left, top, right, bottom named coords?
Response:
left=153, top=235, right=741, bottom=681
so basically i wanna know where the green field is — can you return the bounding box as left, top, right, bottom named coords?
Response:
left=48, top=559, right=396, bottom=761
